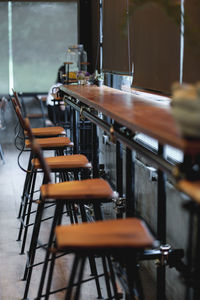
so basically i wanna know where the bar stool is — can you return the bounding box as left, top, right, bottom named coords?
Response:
left=11, top=93, right=66, bottom=138
left=19, top=119, right=92, bottom=255
left=55, top=218, right=155, bottom=300
left=13, top=106, right=73, bottom=241
left=13, top=102, right=72, bottom=153
left=20, top=153, right=92, bottom=254
left=22, top=140, right=118, bottom=300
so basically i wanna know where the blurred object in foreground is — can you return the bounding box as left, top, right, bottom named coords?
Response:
left=171, top=82, right=200, bottom=138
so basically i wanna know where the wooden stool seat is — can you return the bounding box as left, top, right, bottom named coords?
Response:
left=25, top=126, right=65, bottom=137
left=55, top=218, right=155, bottom=250
left=26, top=113, right=47, bottom=119
left=41, top=178, right=116, bottom=201
left=32, top=154, right=92, bottom=170
left=25, top=136, right=73, bottom=149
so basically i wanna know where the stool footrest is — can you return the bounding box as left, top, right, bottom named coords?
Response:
left=36, top=273, right=105, bottom=299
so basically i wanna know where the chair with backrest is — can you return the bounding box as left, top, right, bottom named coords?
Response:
left=12, top=103, right=73, bottom=241
left=13, top=90, right=48, bottom=127
left=25, top=135, right=156, bottom=300
left=21, top=133, right=119, bottom=300
left=18, top=118, right=92, bottom=255
left=11, top=100, right=73, bottom=245
left=11, top=92, right=66, bottom=138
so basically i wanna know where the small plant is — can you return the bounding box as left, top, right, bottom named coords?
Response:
left=93, top=70, right=104, bottom=86
left=94, top=70, right=104, bottom=80
left=77, top=71, right=86, bottom=80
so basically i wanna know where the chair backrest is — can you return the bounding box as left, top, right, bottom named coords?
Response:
left=15, top=105, right=26, bottom=131
left=12, top=89, right=22, bottom=110
left=0, top=97, right=7, bottom=130
left=23, top=115, right=34, bottom=141
left=11, top=96, right=24, bottom=123
left=24, top=118, right=52, bottom=184
left=10, top=96, right=18, bottom=109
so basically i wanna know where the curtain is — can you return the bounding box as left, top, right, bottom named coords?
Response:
left=129, top=2, right=180, bottom=94
left=183, top=0, right=200, bottom=83
left=103, top=0, right=130, bottom=74
left=102, top=0, right=181, bottom=94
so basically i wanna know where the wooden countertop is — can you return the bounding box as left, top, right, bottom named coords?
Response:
left=176, top=179, right=200, bottom=204
left=60, top=84, right=200, bottom=155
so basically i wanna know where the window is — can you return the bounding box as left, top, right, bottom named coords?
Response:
left=0, top=1, right=77, bottom=94
left=0, top=3, right=9, bottom=94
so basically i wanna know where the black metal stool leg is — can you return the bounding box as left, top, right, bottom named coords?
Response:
left=107, top=255, right=121, bottom=300
left=20, top=170, right=37, bottom=254
left=67, top=203, right=75, bottom=224
left=78, top=203, right=103, bottom=299
left=72, top=203, right=79, bottom=223
left=36, top=202, right=64, bottom=299
left=17, top=152, right=33, bottom=219
left=22, top=174, right=45, bottom=281
left=79, top=203, right=87, bottom=222
left=17, top=165, right=34, bottom=242
left=102, top=255, right=113, bottom=299
left=44, top=202, right=65, bottom=300
left=93, top=202, right=103, bottom=221
left=74, top=256, right=86, bottom=300
left=80, top=202, right=103, bottom=298
left=17, top=171, right=29, bottom=219
left=44, top=249, right=57, bottom=300
left=22, top=200, right=45, bottom=299
left=65, top=255, right=80, bottom=300
left=88, top=255, right=103, bottom=299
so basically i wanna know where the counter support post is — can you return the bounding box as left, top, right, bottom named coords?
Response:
left=116, top=140, right=123, bottom=218
left=92, top=123, right=99, bottom=178
left=157, top=143, right=167, bottom=300
left=125, top=147, right=135, bottom=217
left=72, top=108, right=78, bottom=154
left=70, top=106, right=73, bottom=142
left=193, top=213, right=200, bottom=300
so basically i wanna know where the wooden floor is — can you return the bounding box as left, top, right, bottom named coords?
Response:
left=0, top=144, right=155, bottom=300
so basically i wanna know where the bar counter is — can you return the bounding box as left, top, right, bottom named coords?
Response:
left=60, top=84, right=200, bottom=299
left=60, top=84, right=200, bottom=156
left=60, top=84, right=200, bottom=204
